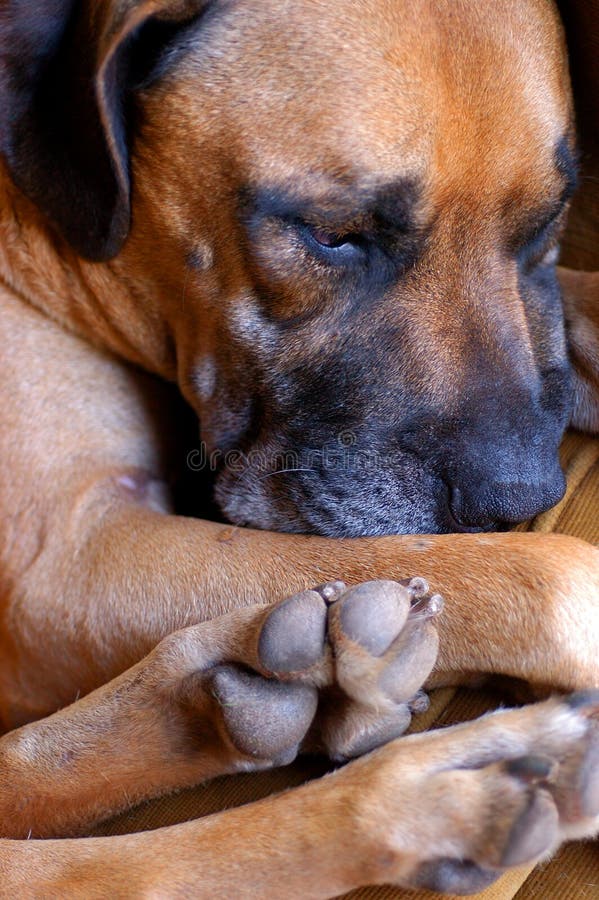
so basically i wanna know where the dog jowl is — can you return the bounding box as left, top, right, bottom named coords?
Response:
left=0, top=0, right=578, bottom=536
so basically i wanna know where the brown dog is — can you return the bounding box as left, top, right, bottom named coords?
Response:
left=0, top=0, right=598, bottom=896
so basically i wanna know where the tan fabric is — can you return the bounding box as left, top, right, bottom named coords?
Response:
left=514, top=839, right=599, bottom=900
left=94, top=432, right=599, bottom=898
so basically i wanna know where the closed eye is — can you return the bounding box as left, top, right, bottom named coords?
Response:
left=300, top=222, right=367, bottom=262
left=525, top=206, right=563, bottom=245
left=515, top=205, right=566, bottom=269
left=306, top=226, right=350, bottom=248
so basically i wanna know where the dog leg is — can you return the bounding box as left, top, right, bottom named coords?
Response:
left=5, top=492, right=598, bottom=728
left=1, top=694, right=597, bottom=898
left=0, top=580, right=441, bottom=838
left=559, top=266, right=599, bottom=433
left=2, top=288, right=598, bottom=728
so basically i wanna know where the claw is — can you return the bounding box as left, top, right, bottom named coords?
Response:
left=408, top=689, right=431, bottom=715
left=313, top=580, right=347, bottom=603
left=410, top=592, right=444, bottom=619
left=401, top=576, right=430, bottom=599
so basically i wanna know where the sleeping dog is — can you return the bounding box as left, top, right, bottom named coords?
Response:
left=0, top=0, right=598, bottom=895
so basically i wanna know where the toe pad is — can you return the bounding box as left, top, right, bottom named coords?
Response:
left=258, top=590, right=327, bottom=674
left=339, top=581, right=411, bottom=656
left=211, top=665, right=318, bottom=759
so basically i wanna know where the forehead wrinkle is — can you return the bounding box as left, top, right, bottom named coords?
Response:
left=164, top=0, right=570, bottom=182
left=243, top=175, right=423, bottom=231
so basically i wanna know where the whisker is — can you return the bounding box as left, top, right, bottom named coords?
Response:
left=258, top=466, right=317, bottom=481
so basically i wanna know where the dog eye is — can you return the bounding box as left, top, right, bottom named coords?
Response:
left=300, top=223, right=364, bottom=262
left=517, top=208, right=564, bottom=269
left=307, top=226, right=351, bottom=249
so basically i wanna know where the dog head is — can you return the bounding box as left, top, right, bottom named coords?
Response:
left=0, top=0, right=577, bottom=535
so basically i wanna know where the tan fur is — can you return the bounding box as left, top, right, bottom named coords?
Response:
left=0, top=0, right=598, bottom=895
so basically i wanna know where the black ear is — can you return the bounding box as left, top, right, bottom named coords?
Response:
left=0, top=1, right=207, bottom=261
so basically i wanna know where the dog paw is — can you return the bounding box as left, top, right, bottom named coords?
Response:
left=317, top=578, right=442, bottom=759
left=357, top=693, right=599, bottom=894
left=329, top=577, right=442, bottom=706
left=206, top=579, right=442, bottom=764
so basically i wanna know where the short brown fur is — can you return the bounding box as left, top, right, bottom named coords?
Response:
left=0, top=0, right=598, bottom=896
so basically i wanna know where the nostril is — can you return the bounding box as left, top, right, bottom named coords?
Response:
left=448, top=490, right=498, bottom=533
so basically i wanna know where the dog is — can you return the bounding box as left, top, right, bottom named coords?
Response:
left=0, top=0, right=598, bottom=895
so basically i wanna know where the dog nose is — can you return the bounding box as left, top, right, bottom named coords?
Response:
left=449, top=473, right=566, bottom=530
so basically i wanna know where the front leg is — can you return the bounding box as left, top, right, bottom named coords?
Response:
left=2, top=285, right=598, bottom=726
left=0, top=580, right=441, bottom=838
left=6, top=496, right=599, bottom=725
left=2, top=694, right=598, bottom=898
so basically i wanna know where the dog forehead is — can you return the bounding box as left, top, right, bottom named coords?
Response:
left=162, top=0, right=570, bottom=195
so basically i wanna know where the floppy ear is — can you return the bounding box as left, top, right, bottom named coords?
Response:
left=0, top=0, right=208, bottom=261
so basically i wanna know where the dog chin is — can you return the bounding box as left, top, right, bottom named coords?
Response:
left=214, top=475, right=447, bottom=538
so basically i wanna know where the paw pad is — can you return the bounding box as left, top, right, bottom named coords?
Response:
left=412, top=858, right=498, bottom=896
left=258, top=589, right=328, bottom=674
left=338, top=580, right=412, bottom=656
left=500, top=788, right=559, bottom=867
left=211, top=665, right=318, bottom=759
